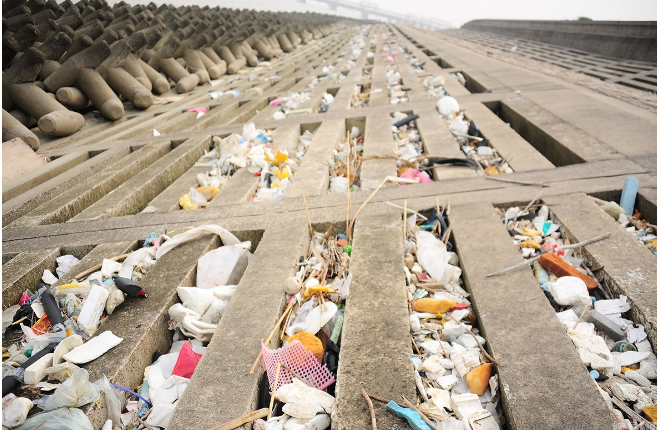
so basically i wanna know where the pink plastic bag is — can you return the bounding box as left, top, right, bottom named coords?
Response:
left=172, top=341, right=202, bottom=379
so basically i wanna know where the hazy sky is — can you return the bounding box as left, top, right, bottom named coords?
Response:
left=121, top=0, right=657, bottom=28
left=358, top=0, right=657, bottom=27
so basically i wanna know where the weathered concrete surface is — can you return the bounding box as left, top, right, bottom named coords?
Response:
left=550, top=193, right=657, bottom=346
left=167, top=220, right=309, bottom=430
left=2, top=248, right=60, bottom=309
left=3, top=20, right=657, bottom=430
left=451, top=202, right=616, bottom=429
left=333, top=213, right=415, bottom=429
left=462, top=20, right=657, bottom=63
left=2, top=138, right=48, bottom=183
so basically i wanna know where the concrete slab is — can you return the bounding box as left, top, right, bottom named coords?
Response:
left=450, top=202, right=615, bottom=429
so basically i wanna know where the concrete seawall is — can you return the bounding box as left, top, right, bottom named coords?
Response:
left=462, top=20, right=657, bottom=63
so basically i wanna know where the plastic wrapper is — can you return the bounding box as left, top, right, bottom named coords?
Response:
left=15, top=407, right=93, bottom=430
left=156, top=225, right=241, bottom=260
left=44, top=368, right=100, bottom=411
left=94, top=375, right=123, bottom=427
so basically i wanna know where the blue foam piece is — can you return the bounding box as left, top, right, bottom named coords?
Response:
left=619, top=177, right=639, bottom=216
left=385, top=401, right=433, bottom=430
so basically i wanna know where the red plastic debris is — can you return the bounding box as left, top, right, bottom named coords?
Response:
left=172, top=341, right=203, bottom=379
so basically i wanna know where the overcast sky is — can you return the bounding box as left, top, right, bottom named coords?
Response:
left=121, top=0, right=657, bottom=28
left=359, top=0, right=657, bottom=28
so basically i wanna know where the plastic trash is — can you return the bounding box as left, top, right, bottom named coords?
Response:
left=385, top=400, right=433, bottom=430
left=63, top=331, right=123, bottom=364
left=76, top=285, right=109, bottom=335
left=171, top=341, right=202, bottom=379
left=275, top=379, right=335, bottom=419
left=94, top=375, right=122, bottom=427
left=42, top=270, right=58, bottom=285
left=547, top=276, right=590, bottom=306
left=55, top=255, right=79, bottom=278
left=262, top=341, right=335, bottom=391
left=197, top=245, right=250, bottom=288
left=15, top=407, right=93, bottom=430
left=415, top=231, right=462, bottom=284
left=2, top=397, right=33, bottom=427
left=113, top=277, right=148, bottom=298
left=155, top=225, right=241, bottom=259
left=283, top=414, right=331, bottom=430
left=44, top=368, right=100, bottom=410
left=168, top=304, right=217, bottom=342
left=619, top=177, right=639, bottom=216
left=437, top=96, right=460, bottom=117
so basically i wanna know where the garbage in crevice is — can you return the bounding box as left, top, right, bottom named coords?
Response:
left=350, top=83, right=371, bottom=109
left=178, top=122, right=275, bottom=209
left=328, top=126, right=364, bottom=193
left=381, top=40, right=408, bottom=104
left=270, top=92, right=312, bottom=120
left=1, top=241, right=161, bottom=427
left=308, top=28, right=369, bottom=89
left=317, top=92, right=336, bottom=114
left=403, top=205, right=504, bottom=429
left=437, top=97, right=512, bottom=176
left=591, top=182, right=656, bottom=257
left=252, top=224, right=350, bottom=428
left=251, top=127, right=319, bottom=202
left=497, top=203, right=657, bottom=428
left=2, top=225, right=249, bottom=429
left=391, top=111, right=433, bottom=183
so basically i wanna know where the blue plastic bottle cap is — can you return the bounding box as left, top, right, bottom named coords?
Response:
left=590, top=370, right=599, bottom=380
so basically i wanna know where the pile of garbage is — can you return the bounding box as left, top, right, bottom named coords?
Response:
left=177, top=123, right=276, bottom=209
left=251, top=129, right=317, bottom=202
left=270, top=92, right=313, bottom=120
left=308, top=28, right=369, bottom=89
left=251, top=224, right=351, bottom=429
left=381, top=42, right=408, bottom=104
left=398, top=206, right=505, bottom=429
left=436, top=95, right=513, bottom=175
left=317, top=92, right=336, bottom=114
left=391, top=112, right=433, bottom=183
left=1, top=234, right=163, bottom=429
left=350, top=84, right=371, bottom=108
left=1, top=225, right=254, bottom=430
left=328, top=126, right=364, bottom=193
left=498, top=203, right=657, bottom=428
left=592, top=178, right=656, bottom=257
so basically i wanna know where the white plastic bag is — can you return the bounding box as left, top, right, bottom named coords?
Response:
left=156, top=225, right=241, bottom=260
left=15, top=408, right=93, bottom=430
left=44, top=368, right=100, bottom=411
left=416, top=231, right=461, bottom=285
left=196, top=245, right=250, bottom=288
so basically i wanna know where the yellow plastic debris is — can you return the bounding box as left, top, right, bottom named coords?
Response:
left=178, top=194, right=199, bottom=210
left=522, top=228, right=542, bottom=237
left=196, top=186, right=220, bottom=201
left=59, top=283, right=80, bottom=289
left=415, top=298, right=456, bottom=314
left=519, top=240, right=541, bottom=249
left=274, top=150, right=288, bottom=164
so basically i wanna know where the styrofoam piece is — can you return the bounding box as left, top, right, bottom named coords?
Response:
left=24, top=353, right=54, bottom=385
left=53, top=335, right=83, bottom=365
left=276, top=379, right=335, bottom=419
left=468, top=410, right=501, bottom=430
left=451, top=393, right=483, bottom=421
left=613, top=351, right=651, bottom=366
left=2, top=397, right=33, bottom=428
left=283, top=414, right=330, bottom=430
left=63, top=331, right=123, bottom=364
left=437, top=96, right=460, bottom=117
left=548, top=276, right=589, bottom=306
left=77, top=285, right=109, bottom=335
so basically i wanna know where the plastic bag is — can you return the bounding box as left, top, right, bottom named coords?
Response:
left=196, top=245, right=250, bottom=288
left=56, top=255, right=80, bottom=278
left=44, top=362, right=80, bottom=382
left=44, top=368, right=100, bottom=411
left=156, top=225, right=241, bottom=260
left=15, top=408, right=93, bottom=430
left=172, top=341, right=202, bottom=379
left=94, top=375, right=122, bottom=427
left=2, top=305, right=19, bottom=334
